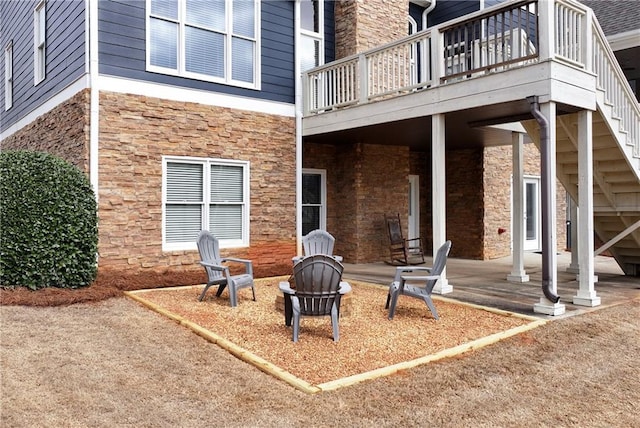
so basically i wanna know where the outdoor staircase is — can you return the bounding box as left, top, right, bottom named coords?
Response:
left=522, top=7, right=640, bottom=275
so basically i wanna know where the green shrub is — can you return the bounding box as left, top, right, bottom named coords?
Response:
left=0, top=150, right=98, bottom=289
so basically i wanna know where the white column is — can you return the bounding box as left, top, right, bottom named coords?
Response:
left=534, top=101, right=565, bottom=316
left=573, top=110, right=601, bottom=307
left=432, top=113, right=452, bottom=294
left=508, top=132, right=529, bottom=282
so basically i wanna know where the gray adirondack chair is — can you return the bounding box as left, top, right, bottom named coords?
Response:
left=196, top=230, right=256, bottom=307
left=386, top=240, right=452, bottom=320
left=293, top=229, right=343, bottom=263
left=279, top=254, right=351, bottom=342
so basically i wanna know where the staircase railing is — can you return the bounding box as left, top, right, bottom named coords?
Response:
left=589, top=10, right=640, bottom=158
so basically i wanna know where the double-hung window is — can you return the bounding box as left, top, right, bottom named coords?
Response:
left=147, top=0, right=259, bottom=88
left=163, top=157, right=250, bottom=251
left=4, top=41, right=12, bottom=110
left=300, top=0, right=324, bottom=72
left=34, top=1, right=46, bottom=84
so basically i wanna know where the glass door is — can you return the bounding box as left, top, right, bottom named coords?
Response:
left=524, top=177, right=541, bottom=251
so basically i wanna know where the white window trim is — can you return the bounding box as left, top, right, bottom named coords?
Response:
left=302, top=168, right=326, bottom=233
left=4, top=41, right=12, bottom=110
left=162, top=156, right=250, bottom=252
left=145, top=0, right=261, bottom=90
left=34, top=1, right=46, bottom=85
left=300, top=0, right=324, bottom=70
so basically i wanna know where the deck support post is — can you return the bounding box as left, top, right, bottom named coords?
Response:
left=508, top=132, right=530, bottom=282
left=573, top=109, right=601, bottom=307
left=432, top=113, right=452, bottom=294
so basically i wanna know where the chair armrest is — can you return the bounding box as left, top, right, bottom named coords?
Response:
left=405, top=237, right=422, bottom=244
left=221, top=257, right=252, bottom=264
left=199, top=261, right=228, bottom=272
left=393, top=266, right=431, bottom=281
left=401, top=275, right=440, bottom=282
left=221, top=257, right=253, bottom=276
left=279, top=281, right=296, bottom=295
left=338, top=281, right=351, bottom=294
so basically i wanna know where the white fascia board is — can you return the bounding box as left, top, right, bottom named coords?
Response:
left=608, top=29, right=640, bottom=51
left=98, top=75, right=295, bottom=118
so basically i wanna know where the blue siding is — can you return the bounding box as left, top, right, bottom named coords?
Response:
left=428, top=1, right=480, bottom=27
left=323, top=0, right=335, bottom=63
left=484, top=0, right=506, bottom=9
left=409, top=2, right=426, bottom=32
left=99, top=0, right=296, bottom=104
left=0, top=0, right=86, bottom=133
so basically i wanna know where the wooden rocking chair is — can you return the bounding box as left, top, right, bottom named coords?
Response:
left=385, top=213, right=425, bottom=265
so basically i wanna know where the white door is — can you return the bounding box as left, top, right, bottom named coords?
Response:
left=408, top=175, right=420, bottom=240
left=524, top=177, right=541, bottom=251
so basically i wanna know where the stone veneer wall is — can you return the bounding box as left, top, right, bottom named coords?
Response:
left=0, top=89, right=90, bottom=171
left=483, top=145, right=514, bottom=259
left=352, top=143, right=409, bottom=262
left=305, top=140, right=569, bottom=262
left=484, top=143, right=567, bottom=259
left=334, top=0, right=409, bottom=58
left=446, top=149, right=486, bottom=258
left=98, top=92, right=296, bottom=278
left=410, top=149, right=485, bottom=259
left=303, top=142, right=409, bottom=263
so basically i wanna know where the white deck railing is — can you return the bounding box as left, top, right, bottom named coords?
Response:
left=302, top=0, right=639, bottom=160
left=303, top=0, right=540, bottom=114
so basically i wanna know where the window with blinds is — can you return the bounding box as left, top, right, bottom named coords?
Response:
left=147, top=0, right=259, bottom=88
left=163, top=157, right=249, bottom=250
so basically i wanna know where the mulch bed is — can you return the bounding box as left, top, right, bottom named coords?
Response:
left=127, top=277, right=535, bottom=387
left=0, top=270, right=206, bottom=306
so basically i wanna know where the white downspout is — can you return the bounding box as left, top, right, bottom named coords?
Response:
left=88, top=0, right=99, bottom=200
left=422, top=0, right=436, bottom=29
left=294, top=1, right=303, bottom=257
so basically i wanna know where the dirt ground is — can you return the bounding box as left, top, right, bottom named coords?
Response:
left=1, top=277, right=639, bottom=427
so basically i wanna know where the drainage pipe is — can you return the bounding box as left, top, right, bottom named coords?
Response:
left=527, top=96, right=561, bottom=303
left=422, top=0, right=437, bottom=29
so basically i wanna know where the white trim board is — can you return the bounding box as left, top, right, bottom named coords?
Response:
left=99, top=76, right=295, bottom=117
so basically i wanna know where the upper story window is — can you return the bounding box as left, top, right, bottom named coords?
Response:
left=34, top=1, right=46, bottom=84
left=147, top=0, right=260, bottom=89
left=300, top=0, right=324, bottom=71
left=163, top=156, right=250, bottom=251
left=4, top=41, right=12, bottom=110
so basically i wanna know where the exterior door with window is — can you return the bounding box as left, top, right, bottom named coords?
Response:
left=302, top=169, right=326, bottom=236
left=524, top=177, right=541, bottom=251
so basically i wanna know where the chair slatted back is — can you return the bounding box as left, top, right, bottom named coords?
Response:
left=425, top=240, right=452, bottom=293
left=302, top=229, right=336, bottom=256
left=197, top=230, right=224, bottom=281
left=292, top=255, right=344, bottom=316
left=386, top=214, right=405, bottom=246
